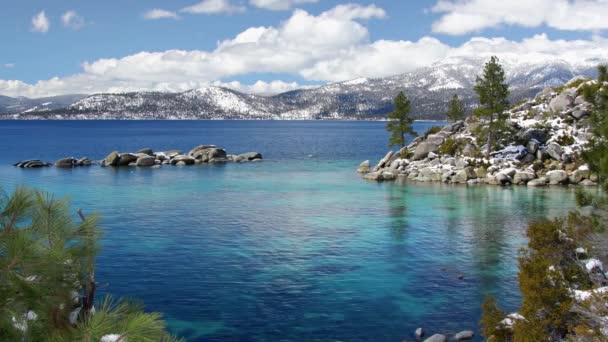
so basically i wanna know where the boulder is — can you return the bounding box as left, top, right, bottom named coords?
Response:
left=77, top=157, right=93, bottom=166
left=14, top=160, right=51, bottom=168
left=426, top=134, right=445, bottom=146
left=545, top=143, right=564, bottom=161
left=238, top=152, right=263, bottom=161
left=536, top=149, right=549, bottom=161
left=164, top=150, right=182, bottom=158
left=519, top=128, right=548, bottom=144
left=527, top=178, right=548, bottom=187
left=453, top=167, right=477, bottom=184
left=570, top=169, right=590, bottom=184
left=54, top=157, right=77, bottom=168
left=104, top=151, right=120, bottom=167
left=580, top=179, right=598, bottom=186
left=118, top=153, right=137, bottom=166
left=549, top=93, right=574, bottom=113
left=413, top=143, right=439, bottom=161
left=170, top=155, right=195, bottom=166
left=571, top=109, right=589, bottom=120
left=461, top=143, right=477, bottom=156
left=415, top=327, right=424, bottom=339
left=136, top=156, right=155, bottom=167
left=136, top=148, right=154, bottom=156
left=188, top=145, right=216, bottom=157
left=190, top=147, right=227, bottom=162
left=574, top=95, right=586, bottom=106
left=363, top=172, right=384, bottom=181
left=374, top=151, right=395, bottom=171
left=454, top=330, right=474, bottom=341
left=382, top=172, right=397, bottom=181
left=513, top=172, right=536, bottom=185
left=546, top=170, right=569, bottom=185
left=527, top=139, right=540, bottom=154
left=357, top=160, right=371, bottom=174
left=499, top=168, right=517, bottom=178
left=488, top=173, right=512, bottom=185
left=474, top=167, right=487, bottom=178
left=423, top=334, right=446, bottom=342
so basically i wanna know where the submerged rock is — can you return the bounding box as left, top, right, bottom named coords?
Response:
left=423, top=334, right=446, bottom=342
left=454, top=330, right=474, bottom=341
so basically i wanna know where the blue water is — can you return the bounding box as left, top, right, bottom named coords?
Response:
left=0, top=121, right=578, bottom=341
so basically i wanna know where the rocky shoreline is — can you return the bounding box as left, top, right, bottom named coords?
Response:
left=359, top=77, right=600, bottom=188
left=14, top=145, right=262, bottom=169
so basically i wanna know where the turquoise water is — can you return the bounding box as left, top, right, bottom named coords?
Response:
left=0, top=121, right=577, bottom=341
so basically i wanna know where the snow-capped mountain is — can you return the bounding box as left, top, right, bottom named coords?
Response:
left=3, top=57, right=603, bottom=120
left=0, top=94, right=87, bottom=115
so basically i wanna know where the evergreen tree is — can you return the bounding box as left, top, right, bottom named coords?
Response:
left=446, top=94, right=466, bottom=122
left=582, top=65, right=608, bottom=191
left=386, top=91, right=417, bottom=147
left=0, top=186, right=182, bottom=341
left=473, top=56, right=510, bottom=158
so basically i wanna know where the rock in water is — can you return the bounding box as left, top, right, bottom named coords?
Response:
left=14, top=159, right=51, bottom=168
left=136, top=148, right=154, bottom=156
left=547, top=170, right=569, bottom=185
left=238, top=152, right=263, bottom=161
left=55, top=157, right=76, bottom=168
left=413, top=142, right=439, bottom=160
left=423, top=334, right=446, bottom=342
left=415, top=327, right=424, bottom=339
left=170, top=155, right=195, bottom=165
left=118, top=153, right=137, bottom=166
left=104, top=151, right=120, bottom=167
left=357, top=160, right=371, bottom=174
left=136, top=156, right=155, bottom=167
left=454, top=331, right=474, bottom=340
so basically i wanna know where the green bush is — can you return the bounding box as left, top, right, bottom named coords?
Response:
left=423, top=126, right=442, bottom=138
left=555, top=133, right=575, bottom=146
left=438, top=137, right=471, bottom=156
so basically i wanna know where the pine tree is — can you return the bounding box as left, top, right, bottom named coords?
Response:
left=473, top=56, right=510, bottom=158
left=446, top=94, right=466, bottom=122
left=582, top=65, right=608, bottom=191
left=386, top=91, right=417, bottom=147
left=0, top=186, right=182, bottom=341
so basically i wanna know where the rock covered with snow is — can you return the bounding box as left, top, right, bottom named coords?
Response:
left=361, top=77, right=599, bottom=187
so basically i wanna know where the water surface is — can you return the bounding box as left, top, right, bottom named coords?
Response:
left=0, top=121, right=577, bottom=341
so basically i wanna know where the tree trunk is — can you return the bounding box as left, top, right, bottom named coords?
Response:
left=486, top=114, right=494, bottom=159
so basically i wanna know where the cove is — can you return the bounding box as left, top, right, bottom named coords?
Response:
left=0, top=121, right=578, bottom=341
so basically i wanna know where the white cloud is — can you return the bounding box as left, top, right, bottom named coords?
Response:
left=61, top=10, right=86, bottom=30
left=181, top=0, right=246, bottom=14
left=432, top=0, right=608, bottom=35
left=4, top=4, right=608, bottom=98
left=249, top=0, right=318, bottom=11
left=143, top=9, right=180, bottom=20
left=31, top=11, right=50, bottom=33
left=321, top=3, right=386, bottom=20
left=3, top=63, right=15, bottom=68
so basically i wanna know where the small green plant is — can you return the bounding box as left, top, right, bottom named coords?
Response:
left=400, top=149, right=414, bottom=159
left=423, top=126, right=442, bottom=138
left=555, top=133, right=575, bottom=146
left=438, top=137, right=471, bottom=156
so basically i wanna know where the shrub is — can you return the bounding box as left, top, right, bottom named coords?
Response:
left=555, top=133, right=575, bottom=146
left=423, top=126, right=442, bottom=138
left=439, top=137, right=471, bottom=156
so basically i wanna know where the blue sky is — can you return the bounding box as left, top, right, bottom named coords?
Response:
left=1, top=0, right=607, bottom=97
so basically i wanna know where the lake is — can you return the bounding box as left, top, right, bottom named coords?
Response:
left=0, top=120, right=578, bottom=341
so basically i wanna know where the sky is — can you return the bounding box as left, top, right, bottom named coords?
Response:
left=1, top=0, right=607, bottom=98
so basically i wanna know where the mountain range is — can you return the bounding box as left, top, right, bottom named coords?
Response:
left=1, top=56, right=602, bottom=120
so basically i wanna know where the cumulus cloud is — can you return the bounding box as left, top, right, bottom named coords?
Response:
left=181, top=0, right=246, bottom=14
left=143, top=9, right=180, bottom=20
left=432, top=0, right=608, bottom=35
left=31, top=11, right=50, bottom=33
left=249, top=0, right=318, bottom=11
left=4, top=4, right=608, bottom=98
left=61, top=10, right=86, bottom=29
